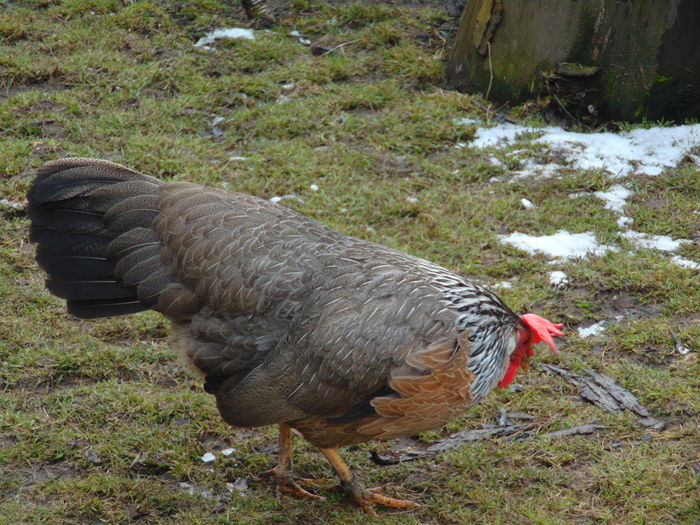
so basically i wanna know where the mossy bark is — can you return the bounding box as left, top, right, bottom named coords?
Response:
left=447, top=0, right=700, bottom=123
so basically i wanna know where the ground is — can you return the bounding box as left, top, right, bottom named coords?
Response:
left=1, top=1, right=699, bottom=524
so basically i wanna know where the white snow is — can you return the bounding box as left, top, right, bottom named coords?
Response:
left=472, top=123, right=538, bottom=148
left=622, top=231, right=690, bottom=252
left=406, top=196, right=419, bottom=203
left=671, top=256, right=700, bottom=269
left=499, top=230, right=616, bottom=260
left=0, top=198, right=24, bottom=210
left=269, top=194, right=302, bottom=204
left=520, top=198, right=536, bottom=209
left=454, top=117, right=479, bottom=126
left=194, top=28, right=255, bottom=48
left=593, top=185, right=633, bottom=212
left=201, top=452, right=216, bottom=463
left=578, top=321, right=607, bottom=338
left=310, top=184, right=319, bottom=191
left=470, top=122, right=700, bottom=178
left=493, top=280, right=514, bottom=289
left=617, top=216, right=633, bottom=228
left=549, top=271, right=569, bottom=288
left=512, top=158, right=566, bottom=180
left=229, top=155, right=249, bottom=161
left=221, top=448, right=235, bottom=456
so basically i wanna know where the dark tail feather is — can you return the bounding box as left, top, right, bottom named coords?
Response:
left=27, top=158, right=164, bottom=319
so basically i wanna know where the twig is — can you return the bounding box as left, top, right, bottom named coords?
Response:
left=670, top=330, right=691, bottom=355
left=540, top=424, right=607, bottom=438
left=484, top=41, right=493, bottom=101
left=320, top=40, right=359, bottom=56
left=553, top=94, right=577, bottom=122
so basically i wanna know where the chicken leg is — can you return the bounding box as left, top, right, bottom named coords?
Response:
left=319, top=447, right=419, bottom=515
left=260, top=423, right=326, bottom=501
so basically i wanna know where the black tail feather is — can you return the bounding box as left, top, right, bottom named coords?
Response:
left=27, top=158, right=165, bottom=319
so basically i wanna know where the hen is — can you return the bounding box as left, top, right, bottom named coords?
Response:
left=27, top=158, right=563, bottom=513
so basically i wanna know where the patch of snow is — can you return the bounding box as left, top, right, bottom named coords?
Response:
left=492, top=280, right=514, bottom=289
left=309, top=184, right=319, bottom=191
left=499, top=230, right=617, bottom=260
left=180, top=482, right=215, bottom=498
left=194, top=28, right=255, bottom=48
left=549, top=271, right=569, bottom=288
left=454, top=117, right=478, bottom=125
left=506, top=149, right=526, bottom=157
left=617, top=216, right=633, bottom=228
left=470, top=122, right=700, bottom=178
left=471, top=123, right=538, bottom=148
left=578, top=321, right=607, bottom=339
left=221, top=448, right=235, bottom=456
left=269, top=194, right=302, bottom=204
left=454, top=142, right=467, bottom=149
left=622, top=231, right=690, bottom=252
left=488, top=156, right=503, bottom=166
left=0, top=198, right=24, bottom=210
left=201, top=452, right=216, bottom=463
left=671, top=256, right=699, bottom=269
left=227, top=478, right=249, bottom=495
left=512, top=159, right=566, bottom=180
left=594, top=184, right=633, bottom=212
left=281, top=82, right=295, bottom=90
left=406, top=196, right=419, bottom=203
left=289, top=30, right=301, bottom=37
left=229, top=155, right=249, bottom=161
left=520, top=198, right=536, bottom=209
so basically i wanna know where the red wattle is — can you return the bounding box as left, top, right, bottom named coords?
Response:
left=498, top=360, right=520, bottom=388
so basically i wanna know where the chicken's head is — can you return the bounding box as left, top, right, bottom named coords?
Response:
left=498, top=313, right=564, bottom=388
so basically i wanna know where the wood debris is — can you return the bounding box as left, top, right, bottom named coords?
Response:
left=539, top=363, right=665, bottom=430
left=539, top=424, right=607, bottom=438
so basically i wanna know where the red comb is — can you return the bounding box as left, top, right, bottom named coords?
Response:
left=520, top=313, right=564, bottom=354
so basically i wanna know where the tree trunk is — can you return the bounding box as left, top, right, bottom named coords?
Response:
left=446, top=0, right=700, bottom=123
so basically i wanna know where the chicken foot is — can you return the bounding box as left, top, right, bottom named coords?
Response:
left=319, top=447, right=419, bottom=515
left=259, top=423, right=327, bottom=501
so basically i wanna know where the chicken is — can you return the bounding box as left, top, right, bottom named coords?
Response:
left=27, top=158, right=564, bottom=513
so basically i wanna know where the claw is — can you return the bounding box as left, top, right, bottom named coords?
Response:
left=354, top=489, right=420, bottom=516
left=260, top=468, right=326, bottom=501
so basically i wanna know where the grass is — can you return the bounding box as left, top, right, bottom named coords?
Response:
left=1, top=1, right=699, bottom=523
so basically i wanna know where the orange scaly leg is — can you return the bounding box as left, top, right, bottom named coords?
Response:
left=260, top=423, right=326, bottom=501
left=319, top=447, right=419, bottom=515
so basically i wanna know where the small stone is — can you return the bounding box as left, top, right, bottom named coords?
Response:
left=85, top=449, right=102, bottom=465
